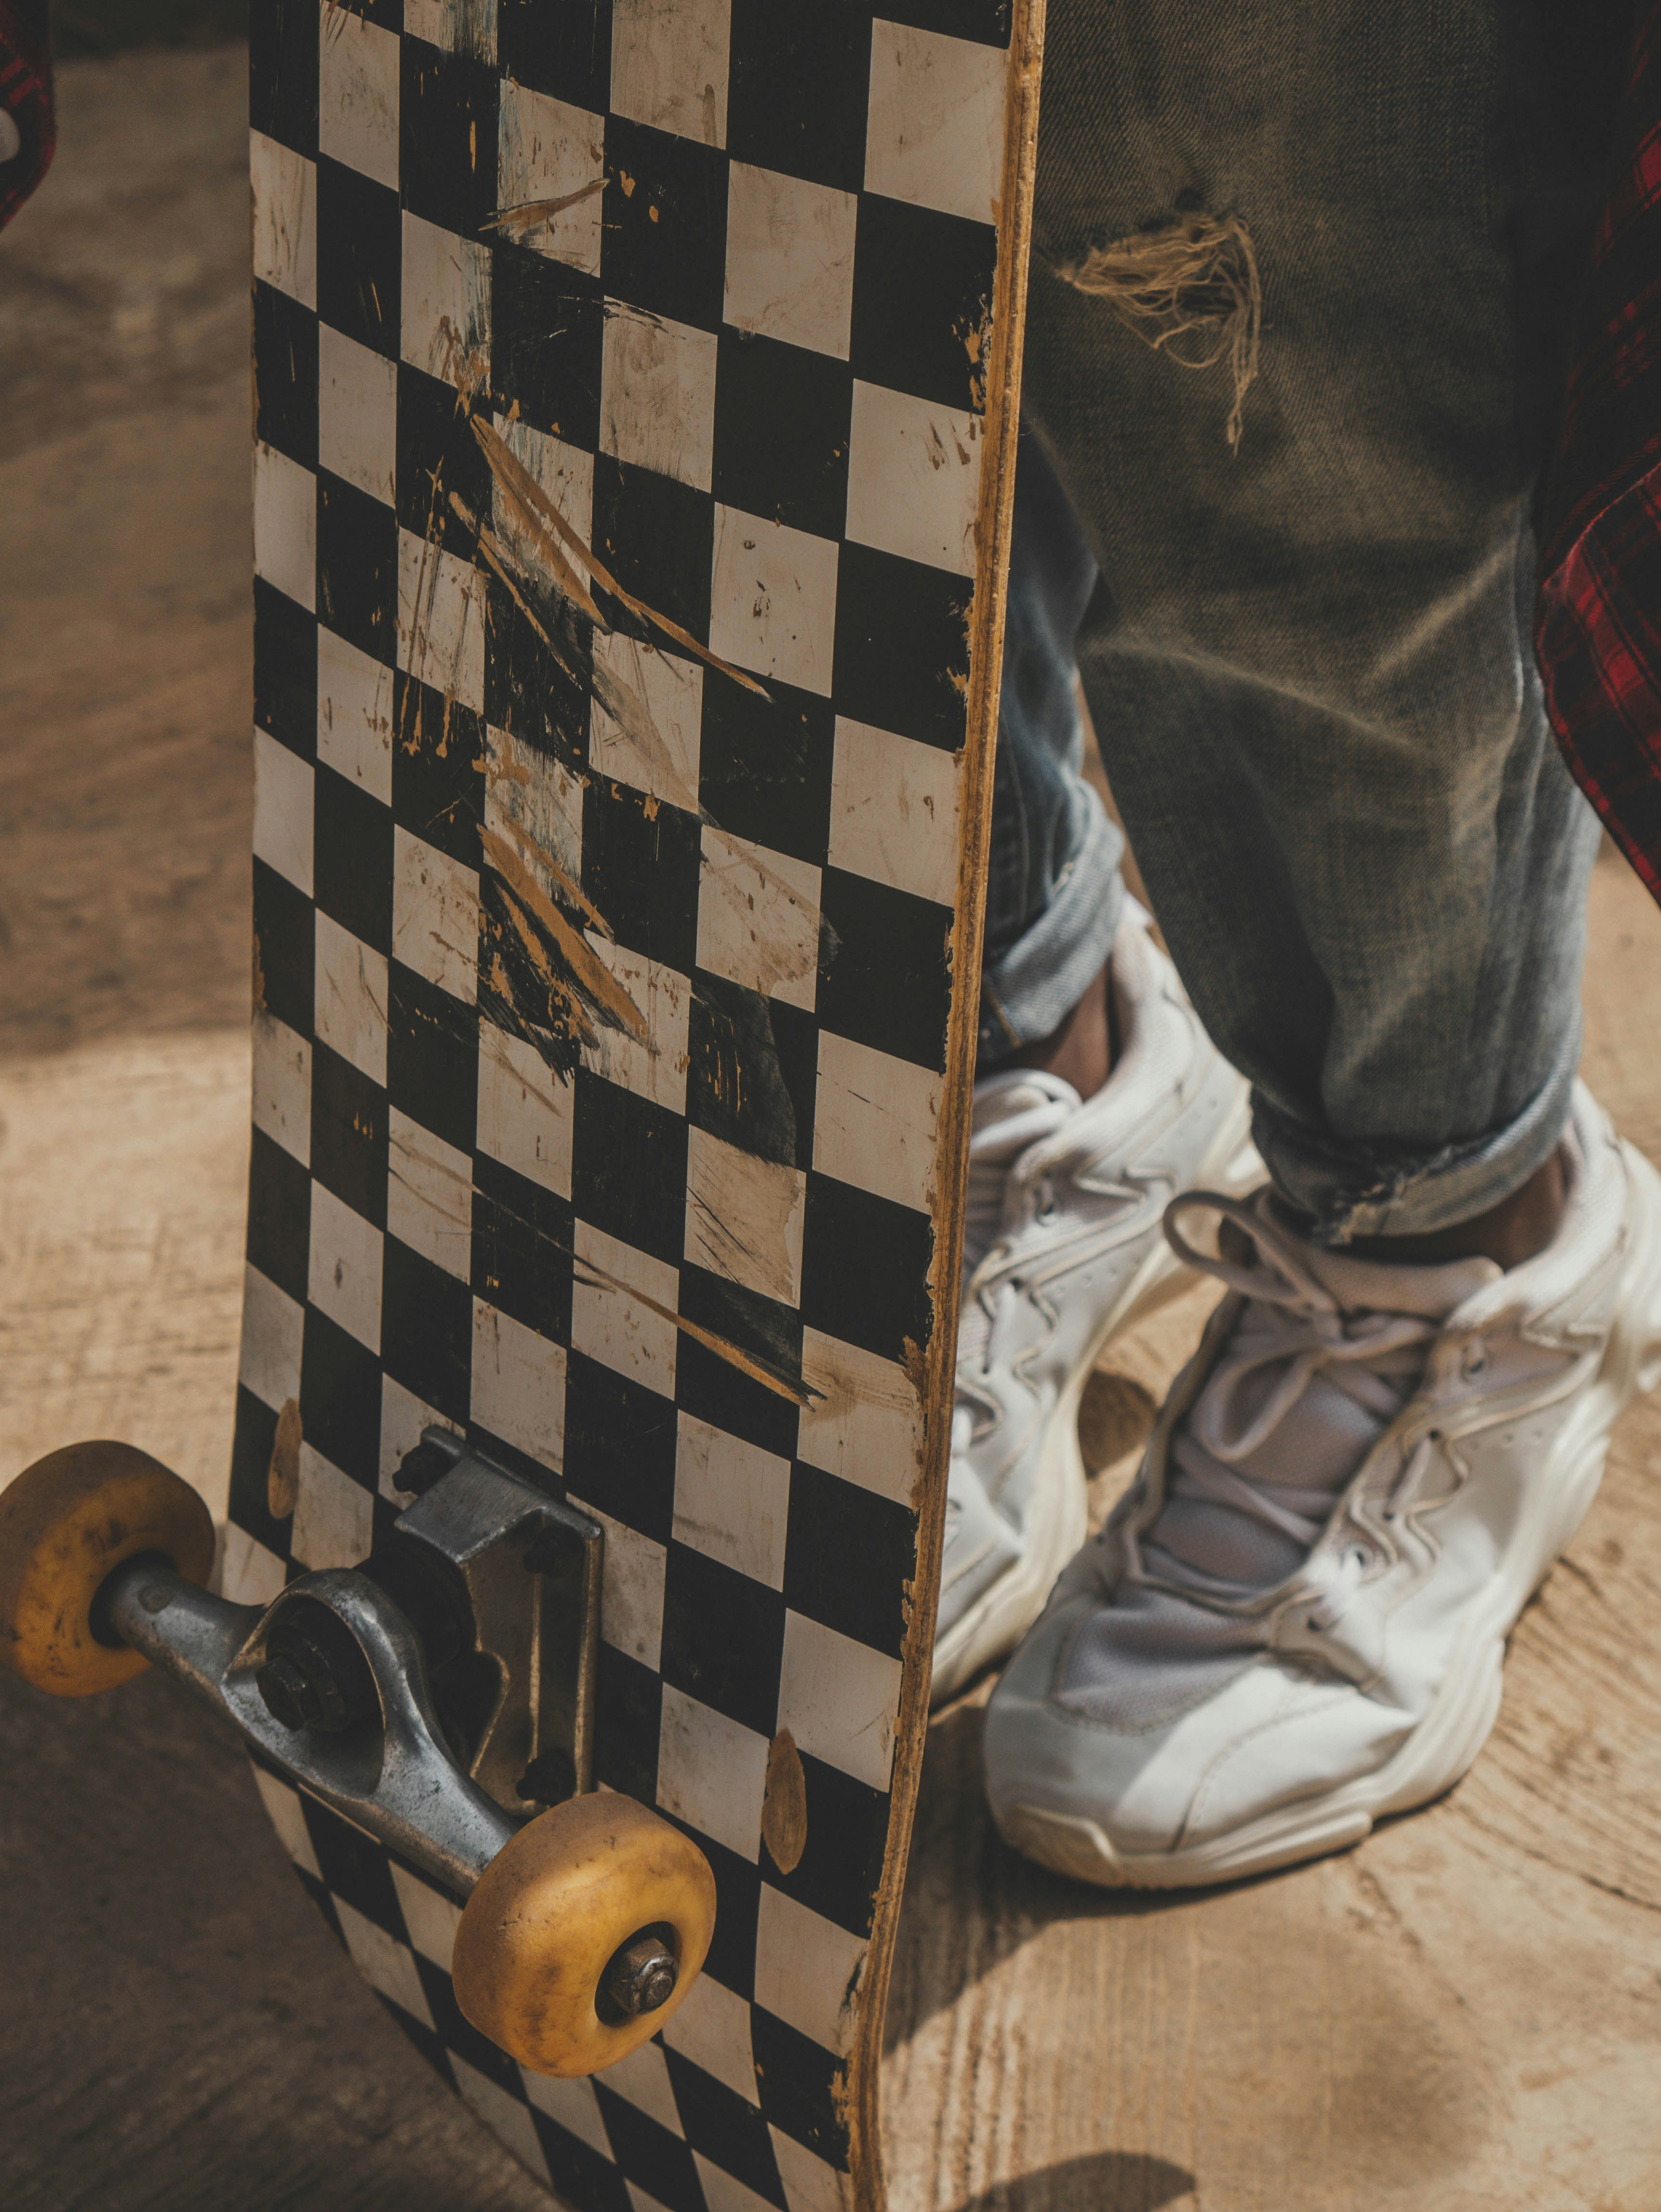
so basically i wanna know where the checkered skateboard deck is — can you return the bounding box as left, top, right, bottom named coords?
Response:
left=237, top=2, right=1042, bottom=2204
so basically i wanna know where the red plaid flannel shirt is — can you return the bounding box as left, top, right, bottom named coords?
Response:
left=0, top=0, right=51, bottom=235
left=1538, top=4, right=1661, bottom=903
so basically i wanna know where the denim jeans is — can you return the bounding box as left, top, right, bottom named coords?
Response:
left=981, top=0, right=1633, bottom=1242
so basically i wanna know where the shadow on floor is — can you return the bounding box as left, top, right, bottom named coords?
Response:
left=958, top=2154, right=1198, bottom=2212
left=53, top=0, right=248, bottom=52
left=0, top=1663, right=543, bottom=2212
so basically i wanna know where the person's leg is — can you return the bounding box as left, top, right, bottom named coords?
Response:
left=982, top=0, right=1661, bottom=1880
left=1018, top=0, right=1629, bottom=1241
left=976, top=424, right=1122, bottom=1078
left=935, top=431, right=1258, bottom=1705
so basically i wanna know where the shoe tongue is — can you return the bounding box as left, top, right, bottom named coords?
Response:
left=1291, top=1228, right=1501, bottom=1322
left=1145, top=1203, right=1500, bottom=1597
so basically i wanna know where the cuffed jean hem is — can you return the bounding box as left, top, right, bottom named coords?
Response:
left=977, top=779, right=1125, bottom=1067
left=1252, top=1017, right=1584, bottom=1246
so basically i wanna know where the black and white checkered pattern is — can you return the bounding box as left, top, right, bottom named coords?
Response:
left=236, top=4, right=1014, bottom=2206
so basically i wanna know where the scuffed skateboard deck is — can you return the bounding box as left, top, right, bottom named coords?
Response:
left=236, top=1, right=1043, bottom=2204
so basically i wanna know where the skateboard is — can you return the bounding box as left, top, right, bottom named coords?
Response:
left=0, top=2, right=1044, bottom=2206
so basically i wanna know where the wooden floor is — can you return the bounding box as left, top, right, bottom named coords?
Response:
left=5, top=52, right=1661, bottom=2212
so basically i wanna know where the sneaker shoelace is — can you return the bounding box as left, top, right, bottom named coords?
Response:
left=951, top=1071, right=1077, bottom=1466
left=1134, top=1193, right=1444, bottom=1604
left=961, top=1071, right=1078, bottom=1290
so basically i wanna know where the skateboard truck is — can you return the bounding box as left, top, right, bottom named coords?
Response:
left=0, top=1438, right=716, bottom=2077
left=92, top=1422, right=602, bottom=1904
left=282, top=1426, right=606, bottom=1822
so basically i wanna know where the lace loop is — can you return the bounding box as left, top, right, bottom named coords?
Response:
left=1166, top=1194, right=1438, bottom=1469
left=1164, top=1189, right=1339, bottom=1311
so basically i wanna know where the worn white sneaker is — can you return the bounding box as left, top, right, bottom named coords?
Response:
left=934, top=902, right=1256, bottom=1706
left=985, top=1085, right=1661, bottom=1886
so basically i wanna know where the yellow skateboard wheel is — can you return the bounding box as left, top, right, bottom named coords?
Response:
left=0, top=1442, right=216, bottom=1696
left=453, top=1792, right=716, bottom=2077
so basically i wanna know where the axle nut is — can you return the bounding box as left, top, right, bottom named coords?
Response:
left=600, top=1930, right=679, bottom=2020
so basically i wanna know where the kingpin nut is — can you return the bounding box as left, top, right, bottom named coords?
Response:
left=255, top=1601, right=379, bottom=1734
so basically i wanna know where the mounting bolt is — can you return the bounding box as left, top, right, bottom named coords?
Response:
left=517, top=1745, right=577, bottom=1805
left=396, top=1435, right=461, bottom=1496
left=600, top=1930, right=679, bottom=2019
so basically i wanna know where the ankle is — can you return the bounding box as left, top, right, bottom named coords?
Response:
left=1008, top=958, right=1116, bottom=1098
left=1345, top=1150, right=1569, bottom=1271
